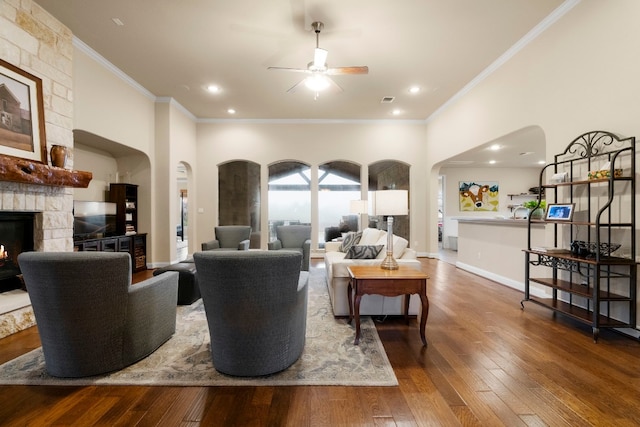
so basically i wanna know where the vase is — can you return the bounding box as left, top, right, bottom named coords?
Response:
left=50, top=145, right=68, bottom=168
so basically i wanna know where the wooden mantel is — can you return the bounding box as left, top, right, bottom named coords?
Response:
left=0, top=154, right=92, bottom=188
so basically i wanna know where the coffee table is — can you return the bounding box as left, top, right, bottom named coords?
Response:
left=347, top=265, right=429, bottom=346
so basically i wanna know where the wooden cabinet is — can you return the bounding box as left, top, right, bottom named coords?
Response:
left=74, top=234, right=147, bottom=272
left=109, top=183, right=138, bottom=236
left=522, top=130, right=636, bottom=342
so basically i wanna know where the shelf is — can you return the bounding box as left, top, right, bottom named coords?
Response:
left=529, top=277, right=632, bottom=300
left=0, top=154, right=92, bottom=188
left=523, top=131, right=636, bottom=341
left=525, top=297, right=630, bottom=328
left=544, top=176, right=633, bottom=188
left=526, top=250, right=634, bottom=266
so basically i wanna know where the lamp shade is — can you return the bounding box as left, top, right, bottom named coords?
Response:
left=350, top=200, right=368, bottom=214
left=373, top=190, right=408, bottom=216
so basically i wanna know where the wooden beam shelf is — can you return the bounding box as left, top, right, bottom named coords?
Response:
left=0, top=154, right=92, bottom=188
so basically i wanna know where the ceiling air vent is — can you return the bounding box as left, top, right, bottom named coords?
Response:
left=380, top=96, right=395, bottom=103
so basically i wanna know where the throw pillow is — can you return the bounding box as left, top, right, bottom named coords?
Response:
left=340, top=231, right=362, bottom=252
left=344, top=244, right=384, bottom=259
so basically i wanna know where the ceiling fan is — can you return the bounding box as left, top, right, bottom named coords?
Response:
left=268, top=21, right=368, bottom=97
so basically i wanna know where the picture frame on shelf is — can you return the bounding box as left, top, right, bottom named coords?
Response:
left=0, top=59, right=47, bottom=163
left=545, top=203, right=575, bottom=221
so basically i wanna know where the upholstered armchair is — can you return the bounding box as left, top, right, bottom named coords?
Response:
left=17, top=251, right=179, bottom=378
left=268, top=225, right=311, bottom=271
left=193, top=250, right=309, bottom=377
left=201, top=225, right=251, bottom=251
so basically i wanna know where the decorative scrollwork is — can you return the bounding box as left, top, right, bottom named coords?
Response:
left=558, top=131, right=623, bottom=161
left=530, top=254, right=590, bottom=277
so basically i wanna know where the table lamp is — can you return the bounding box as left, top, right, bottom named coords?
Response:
left=373, top=190, right=408, bottom=270
left=349, top=199, right=368, bottom=231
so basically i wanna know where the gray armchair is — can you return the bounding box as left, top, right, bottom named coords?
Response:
left=268, top=225, right=311, bottom=271
left=17, top=251, right=179, bottom=378
left=201, top=225, right=251, bottom=251
left=193, top=250, right=308, bottom=377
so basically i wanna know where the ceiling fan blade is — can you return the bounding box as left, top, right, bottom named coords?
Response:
left=286, top=79, right=307, bottom=93
left=326, top=66, right=369, bottom=75
left=268, top=66, right=311, bottom=73
left=326, top=76, right=343, bottom=93
left=313, top=48, right=328, bottom=68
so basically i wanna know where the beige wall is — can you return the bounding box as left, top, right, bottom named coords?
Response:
left=426, top=0, right=640, bottom=253
left=195, top=121, right=428, bottom=253
left=440, top=166, right=541, bottom=247
left=425, top=0, right=640, bottom=327
left=73, top=47, right=156, bottom=154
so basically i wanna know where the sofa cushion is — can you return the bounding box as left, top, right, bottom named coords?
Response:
left=340, top=231, right=362, bottom=252
left=359, top=228, right=385, bottom=245
left=374, top=233, right=409, bottom=259
left=345, top=244, right=384, bottom=259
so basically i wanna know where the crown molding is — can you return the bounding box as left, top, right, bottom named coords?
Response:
left=426, top=0, right=581, bottom=123
left=73, top=37, right=156, bottom=101
left=196, top=118, right=427, bottom=125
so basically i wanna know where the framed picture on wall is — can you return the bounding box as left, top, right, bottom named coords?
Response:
left=0, top=59, right=47, bottom=163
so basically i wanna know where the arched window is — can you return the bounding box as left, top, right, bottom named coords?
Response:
left=318, top=161, right=361, bottom=247
left=268, top=161, right=311, bottom=242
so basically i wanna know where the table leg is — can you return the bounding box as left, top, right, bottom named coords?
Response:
left=404, top=294, right=410, bottom=325
left=347, top=279, right=354, bottom=324
left=419, top=293, right=429, bottom=346
left=354, top=294, right=362, bottom=345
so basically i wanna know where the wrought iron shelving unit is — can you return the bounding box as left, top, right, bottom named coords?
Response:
left=521, top=130, right=637, bottom=342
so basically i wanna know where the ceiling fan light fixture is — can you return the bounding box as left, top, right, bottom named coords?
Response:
left=305, top=74, right=330, bottom=92
left=312, top=48, right=328, bottom=69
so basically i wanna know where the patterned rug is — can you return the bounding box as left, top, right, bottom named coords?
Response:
left=0, top=267, right=397, bottom=386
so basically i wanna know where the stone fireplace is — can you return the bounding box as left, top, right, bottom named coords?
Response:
left=0, top=212, right=35, bottom=293
left=0, top=179, right=77, bottom=338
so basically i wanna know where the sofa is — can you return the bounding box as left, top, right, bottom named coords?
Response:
left=324, top=227, right=422, bottom=317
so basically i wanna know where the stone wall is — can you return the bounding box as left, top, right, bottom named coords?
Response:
left=0, top=0, right=75, bottom=252
left=0, top=0, right=74, bottom=335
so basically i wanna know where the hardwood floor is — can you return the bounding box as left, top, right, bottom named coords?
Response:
left=1, top=258, right=639, bottom=426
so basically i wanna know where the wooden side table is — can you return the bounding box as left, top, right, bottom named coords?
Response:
left=347, top=265, right=429, bottom=346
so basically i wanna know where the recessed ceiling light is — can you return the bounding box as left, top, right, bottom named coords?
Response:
left=111, top=18, right=124, bottom=26
left=520, top=151, right=534, bottom=156
left=207, top=85, right=221, bottom=93
left=489, top=144, right=501, bottom=151
left=489, top=160, right=497, bottom=164
left=391, top=109, right=402, bottom=116
left=538, top=160, right=546, bottom=165
left=408, top=86, right=421, bottom=94
left=227, top=108, right=236, bottom=114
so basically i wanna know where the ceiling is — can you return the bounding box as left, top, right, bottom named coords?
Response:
left=441, top=126, right=546, bottom=169
left=34, top=0, right=565, bottom=122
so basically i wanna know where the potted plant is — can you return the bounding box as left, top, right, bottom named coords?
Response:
left=523, top=200, right=547, bottom=219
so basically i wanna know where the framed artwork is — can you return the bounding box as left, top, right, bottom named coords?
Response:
left=545, top=203, right=575, bottom=221
left=459, top=181, right=499, bottom=211
left=0, top=59, right=46, bottom=163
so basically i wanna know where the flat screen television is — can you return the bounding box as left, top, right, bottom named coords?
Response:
left=73, top=200, right=117, bottom=240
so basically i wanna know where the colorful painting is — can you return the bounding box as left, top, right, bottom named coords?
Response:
left=459, top=181, right=499, bottom=211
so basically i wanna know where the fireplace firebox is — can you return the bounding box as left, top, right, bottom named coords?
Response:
left=0, top=212, right=34, bottom=292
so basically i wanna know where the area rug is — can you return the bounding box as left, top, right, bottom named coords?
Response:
left=0, top=267, right=397, bottom=386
